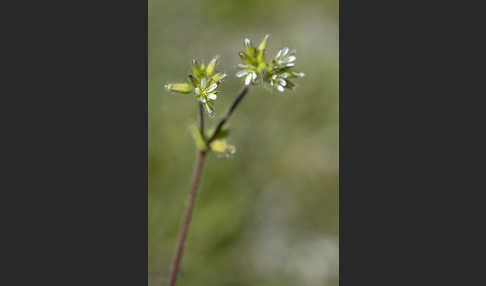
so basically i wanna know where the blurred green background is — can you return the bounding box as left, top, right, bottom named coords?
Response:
left=149, top=0, right=338, bottom=285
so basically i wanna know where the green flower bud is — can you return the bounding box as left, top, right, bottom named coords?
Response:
left=165, top=83, right=192, bottom=94
left=206, top=56, right=219, bottom=77
left=192, top=59, right=202, bottom=78
left=210, top=139, right=236, bottom=156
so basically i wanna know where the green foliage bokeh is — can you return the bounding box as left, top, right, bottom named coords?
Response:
left=149, top=0, right=338, bottom=285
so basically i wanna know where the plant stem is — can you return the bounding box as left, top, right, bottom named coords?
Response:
left=168, top=150, right=207, bottom=286
left=207, top=85, right=251, bottom=143
left=168, top=85, right=251, bottom=286
left=198, top=102, right=205, bottom=139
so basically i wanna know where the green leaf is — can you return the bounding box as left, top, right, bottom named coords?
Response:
left=165, top=83, right=192, bottom=94
left=209, top=126, right=230, bottom=140
left=206, top=56, right=218, bottom=77
left=190, top=124, right=207, bottom=150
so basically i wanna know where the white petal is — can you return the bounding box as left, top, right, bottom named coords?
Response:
left=296, top=72, right=305, bottom=77
left=285, top=63, right=295, bottom=67
left=244, top=38, right=251, bottom=46
left=276, top=85, right=284, bottom=92
left=195, top=87, right=200, bottom=95
left=281, top=73, right=288, bottom=78
left=286, top=55, right=296, bottom=62
left=281, top=47, right=289, bottom=57
left=245, top=73, right=252, bottom=85
left=236, top=70, right=248, bottom=78
left=207, top=93, right=217, bottom=100
left=279, top=79, right=287, bottom=86
left=238, top=64, right=248, bottom=68
left=270, top=81, right=274, bottom=86
left=252, top=72, right=257, bottom=80
left=200, top=78, right=207, bottom=89
left=272, top=74, right=277, bottom=80
left=200, top=97, right=206, bottom=103
left=275, top=49, right=282, bottom=59
left=207, top=83, right=217, bottom=92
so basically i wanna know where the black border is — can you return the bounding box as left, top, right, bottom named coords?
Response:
left=6, top=0, right=149, bottom=284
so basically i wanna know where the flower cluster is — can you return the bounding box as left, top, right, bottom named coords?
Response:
left=166, top=56, right=226, bottom=116
left=236, top=35, right=304, bottom=92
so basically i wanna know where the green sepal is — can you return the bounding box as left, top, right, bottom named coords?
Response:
left=256, top=62, right=266, bottom=74
left=238, top=52, right=252, bottom=65
left=245, top=44, right=256, bottom=58
left=190, top=124, right=207, bottom=150
left=211, top=72, right=226, bottom=83
left=258, top=35, right=270, bottom=52
left=188, top=74, right=198, bottom=87
left=204, top=101, right=215, bottom=117
left=284, top=80, right=295, bottom=90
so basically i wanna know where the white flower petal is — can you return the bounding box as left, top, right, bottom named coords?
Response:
left=276, top=49, right=282, bottom=59
left=207, top=83, right=218, bottom=92
left=207, top=93, right=217, bottom=100
left=244, top=38, right=251, bottom=46
left=279, top=79, right=287, bottom=86
left=200, top=78, right=207, bottom=89
left=285, top=63, right=295, bottom=67
left=238, top=64, right=248, bottom=68
left=296, top=72, right=305, bottom=77
left=252, top=72, right=257, bottom=80
left=245, top=73, right=252, bottom=85
left=272, top=74, right=277, bottom=80
left=195, top=87, right=200, bottom=95
left=281, top=73, right=288, bottom=78
left=236, top=70, right=248, bottom=78
left=281, top=47, right=289, bottom=57
left=286, top=55, right=296, bottom=62
left=200, top=97, right=206, bottom=103
left=276, top=85, right=284, bottom=92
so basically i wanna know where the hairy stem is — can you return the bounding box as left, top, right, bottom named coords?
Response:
left=207, top=85, right=251, bottom=143
left=168, top=150, right=207, bottom=286
left=198, top=102, right=205, bottom=139
left=168, top=85, right=251, bottom=286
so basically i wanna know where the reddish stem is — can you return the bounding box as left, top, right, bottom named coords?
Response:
left=168, top=150, right=207, bottom=286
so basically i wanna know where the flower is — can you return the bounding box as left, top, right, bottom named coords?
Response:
left=236, top=35, right=304, bottom=92
left=166, top=56, right=226, bottom=117
left=235, top=35, right=269, bottom=86
left=236, top=65, right=257, bottom=86
left=194, top=77, right=219, bottom=116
